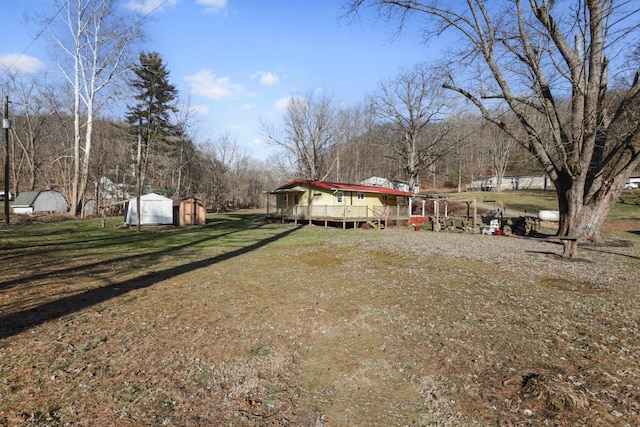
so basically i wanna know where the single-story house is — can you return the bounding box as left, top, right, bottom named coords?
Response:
left=267, top=179, right=413, bottom=228
left=12, top=190, right=70, bottom=214
left=124, top=192, right=174, bottom=226
left=173, top=197, right=207, bottom=226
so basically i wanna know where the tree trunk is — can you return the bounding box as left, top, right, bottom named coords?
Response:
left=78, top=112, right=94, bottom=219
left=555, top=172, right=624, bottom=257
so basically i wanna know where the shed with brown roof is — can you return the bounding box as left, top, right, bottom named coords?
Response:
left=173, top=197, right=207, bottom=226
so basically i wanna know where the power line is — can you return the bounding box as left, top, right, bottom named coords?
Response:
left=5, top=4, right=64, bottom=71
left=5, top=0, right=173, bottom=72
left=133, top=0, right=174, bottom=27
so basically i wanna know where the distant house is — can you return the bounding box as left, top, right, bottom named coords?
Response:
left=360, top=176, right=412, bottom=193
left=124, top=193, right=174, bottom=226
left=96, top=176, right=129, bottom=201
left=173, top=197, right=207, bottom=226
left=12, top=190, right=70, bottom=215
left=83, top=199, right=97, bottom=216
left=267, top=179, right=412, bottom=228
left=469, top=174, right=552, bottom=191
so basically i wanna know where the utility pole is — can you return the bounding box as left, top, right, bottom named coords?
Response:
left=3, top=95, right=11, bottom=226
left=136, top=116, right=142, bottom=232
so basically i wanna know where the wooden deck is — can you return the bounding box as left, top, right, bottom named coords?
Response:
left=266, top=204, right=411, bottom=229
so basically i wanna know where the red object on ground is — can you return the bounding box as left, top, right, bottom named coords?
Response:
left=410, top=216, right=430, bottom=224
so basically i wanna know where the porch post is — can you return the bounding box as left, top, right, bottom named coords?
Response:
left=324, top=205, right=328, bottom=228
left=473, top=198, right=478, bottom=233
left=266, top=192, right=269, bottom=215
left=343, top=204, right=346, bottom=229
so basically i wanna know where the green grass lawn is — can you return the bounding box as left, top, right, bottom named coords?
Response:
left=445, top=189, right=640, bottom=217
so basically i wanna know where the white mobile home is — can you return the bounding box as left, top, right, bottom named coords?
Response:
left=470, top=174, right=552, bottom=191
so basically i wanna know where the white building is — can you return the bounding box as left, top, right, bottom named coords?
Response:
left=469, top=174, right=552, bottom=191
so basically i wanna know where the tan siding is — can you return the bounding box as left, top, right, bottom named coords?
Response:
left=276, top=183, right=403, bottom=212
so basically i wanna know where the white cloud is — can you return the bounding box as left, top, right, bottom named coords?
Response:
left=185, top=69, right=245, bottom=100
left=124, top=0, right=178, bottom=14
left=274, top=95, right=307, bottom=111
left=197, top=0, right=227, bottom=14
left=274, top=97, right=291, bottom=110
left=252, top=71, right=279, bottom=86
left=241, top=103, right=256, bottom=110
left=0, top=54, right=45, bottom=74
left=185, top=103, right=209, bottom=116
left=251, top=137, right=266, bottom=147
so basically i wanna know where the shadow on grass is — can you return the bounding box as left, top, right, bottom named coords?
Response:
left=0, top=217, right=302, bottom=340
left=0, top=214, right=266, bottom=291
left=580, top=245, right=640, bottom=260
left=526, top=236, right=640, bottom=261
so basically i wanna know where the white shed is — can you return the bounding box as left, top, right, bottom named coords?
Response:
left=124, top=193, right=174, bottom=226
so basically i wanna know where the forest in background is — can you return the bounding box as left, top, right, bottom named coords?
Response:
left=2, top=0, right=640, bottom=242
left=1, top=67, right=548, bottom=213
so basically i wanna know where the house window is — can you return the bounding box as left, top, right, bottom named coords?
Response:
left=357, top=192, right=365, bottom=201
left=294, top=194, right=299, bottom=205
left=336, top=192, right=344, bottom=203
left=382, top=194, right=388, bottom=202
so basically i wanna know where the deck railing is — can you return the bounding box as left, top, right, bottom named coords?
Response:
left=270, top=204, right=409, bottom=221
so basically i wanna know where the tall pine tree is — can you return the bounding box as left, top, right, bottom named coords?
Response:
left=127, top=51, right=178, bottom=193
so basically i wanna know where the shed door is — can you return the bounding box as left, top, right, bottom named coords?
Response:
left=184, top=201, right=195, bottom=225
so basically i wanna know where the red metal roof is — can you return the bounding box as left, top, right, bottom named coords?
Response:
left=274, top=179, right=413, bottom=197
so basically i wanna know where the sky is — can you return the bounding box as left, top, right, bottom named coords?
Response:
left=0, top=0, right=442, bottom=160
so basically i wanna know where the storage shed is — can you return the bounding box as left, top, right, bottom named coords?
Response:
left=173, top=197, right=207, bottom=226
left=124, top=193, right=174, bottom=226
left=12, top=190, right=70, bottom=214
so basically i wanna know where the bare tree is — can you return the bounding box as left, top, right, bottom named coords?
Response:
left=2, top=72, right=54, bottom=193
left=369, top=63, right=450, bottom=191
left=477, top=119, right=520, bottom=192
left=89, top=118, right=129, bottom=207
left=171, top=92, right=201, bottom=197
left=48, top=0, right=141, bottom=215
left=349, top=0, right=640, bottom=250
left=262, top=91, right=336, bottom=180
left=217, top=133, right=249, bottom=208
left=196, top=141, right=228, bottom=212
left=440, top=112, right=482, bottom=192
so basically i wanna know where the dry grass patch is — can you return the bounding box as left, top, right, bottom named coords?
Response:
left=1, top=215, right=640, bottom=426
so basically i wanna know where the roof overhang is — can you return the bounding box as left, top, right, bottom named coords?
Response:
left=272, top=179, right=413, bottom=197
left=268, top=188, right=306, bottom=194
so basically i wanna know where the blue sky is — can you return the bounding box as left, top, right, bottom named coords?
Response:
left=1, top=0, right=441, bottom=160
